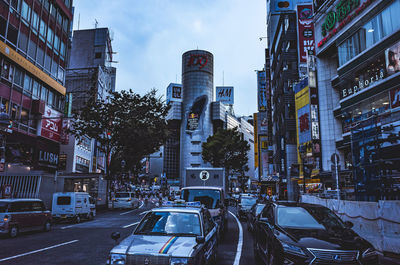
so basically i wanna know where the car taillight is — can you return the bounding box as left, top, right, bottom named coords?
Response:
left=127, top=198, right=132, bottom=201
left=3, top=215, right=10, bottom=222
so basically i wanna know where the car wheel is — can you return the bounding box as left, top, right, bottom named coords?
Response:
left=43, top=220, right=51, bottom=232
left=75, top=215, right=81, bottom=223
left=9, top=226, right=18, bottom=238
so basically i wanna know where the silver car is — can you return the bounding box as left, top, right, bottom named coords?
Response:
left=106, top=202, right=218, bottom=265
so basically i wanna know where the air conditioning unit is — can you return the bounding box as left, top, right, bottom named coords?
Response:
left=31, top=100, right=45, bottom=115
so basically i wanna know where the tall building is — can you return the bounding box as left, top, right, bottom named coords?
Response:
left=58, top=28, right=116, bottom=204
left=266, top=0, right=300, bottom=179
left=314, top=0, right=400, bottom=201
left=0, top=0, right=73, bottom=205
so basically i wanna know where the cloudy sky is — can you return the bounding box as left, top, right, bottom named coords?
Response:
left=72, top=0, right=267, bottom=116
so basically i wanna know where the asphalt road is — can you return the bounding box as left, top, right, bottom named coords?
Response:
left=0, top=201, right=397, bottom=265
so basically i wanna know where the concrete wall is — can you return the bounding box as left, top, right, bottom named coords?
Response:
left=302, top=195, right=400, bottom=254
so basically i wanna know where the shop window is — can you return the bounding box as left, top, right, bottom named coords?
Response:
left=23, top=74, right=32, bottom=95
left=21, top=1, right=31, bottom=23
left=40, top=86, right=48, bottom=101
left=1, top=60, right=14, bottom=81
left=31, top=11, right=39, bottom=33
left=18, top=32, right=28, bottom=53
left=28, top=39, right=37, bottom=60
left=13, top=67, right=23, bottom=87
left=7, top=24, right=18, bottom=46
left=32, top=80, right=40, bottom=98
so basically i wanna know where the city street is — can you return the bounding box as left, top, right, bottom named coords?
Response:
left=0, top=201, right=257, bottom=265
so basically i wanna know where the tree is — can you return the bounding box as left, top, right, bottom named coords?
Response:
left=69, top=89, right=170, bottom=180
left=202, top=128, right=250, bottom=191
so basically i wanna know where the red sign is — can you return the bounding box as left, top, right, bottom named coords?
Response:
left=390, top=87, right=400, bottom=109
left=299, top=113, right=310, bottom=132
left=297, top=5, right=315, bottom=63
left=40, top=106, right=62, bottom=142
left=187, top=54, right=208, bottom=69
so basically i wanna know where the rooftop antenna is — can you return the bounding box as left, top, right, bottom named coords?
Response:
left=94, top=19, right=98, bottom=29
left=78, top=13, right=80, bottom=30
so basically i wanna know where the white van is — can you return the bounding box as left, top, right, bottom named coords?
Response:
left=52, top=192, right=95, bottom=223
left=112, top=192, right=139, bottom=209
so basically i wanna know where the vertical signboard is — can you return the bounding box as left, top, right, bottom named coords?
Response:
left=257, top=71, right=267, bottom=112
left=40, top=105, right=62, bottom=142
left=216, top=86, right=234, bottom=105
left=254, top=113, right=259, bottom=171
left=166, top=83, right=183, bottom=104
left=260, top=136, right=269, bottom=178
left=297, top=4, right=315, bottom=64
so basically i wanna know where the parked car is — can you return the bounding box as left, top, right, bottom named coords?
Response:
left=0, top=198, right=52, bottom=238
left=106, top=201, right=218, bottom=265
left=52, top=192, right=95, bottom=223
left=247, top=203, right=265, bottom=233
left=237, top=194, right=257, bottom=220
left=253, top=201, right=380, bottom=265
left=112, top=192, right=139, bottom=209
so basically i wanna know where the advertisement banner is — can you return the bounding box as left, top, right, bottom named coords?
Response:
left=216, top=86, right=234, bottom=105
left=166, top=83, right=183, bottom=103
left=297, top=4, right=315, bottom=63
left=40, top=105, right=62, bottom=142
left=390, top=87, right=400, bottom=109
left=295, top=78, right=311, bottom=152
left=257, top=71, right=267, bottom=111
left=386, top=41, right=400, bottom=76
left=260, top=136, right=269, bottom=178
left=270, top=0, right=295, bottom=14
left=257, top=111, right=268, bottom=135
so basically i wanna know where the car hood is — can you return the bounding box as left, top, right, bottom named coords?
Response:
left=111, top=235, right=197, bottom=257
left=276, top=227, right=371, bottom=251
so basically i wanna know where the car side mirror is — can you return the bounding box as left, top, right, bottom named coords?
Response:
left=344, top=221, right=353, bottom=228
left=111, top=232, right=121, bottom=243
left=196, top=236, right=205, bottom=244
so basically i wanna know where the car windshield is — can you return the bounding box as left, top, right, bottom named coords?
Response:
left=57, top=196, right=71, bottom=205
left=0, top=202, right=9, bottom=212
left=277, top=206, right=345, bottom=230
left=241, top=197, right=257, bottom=206
left=115, top=193, right=130, bottom=198
left=135, top=211, right=201, bottom=236
left=182, top=189, right=221, bottom=209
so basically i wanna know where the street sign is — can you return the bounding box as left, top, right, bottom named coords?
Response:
left=199, top=170, right=210, bottom=181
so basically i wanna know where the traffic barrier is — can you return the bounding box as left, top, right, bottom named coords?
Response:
left=301, top=195, right=400, bottom=254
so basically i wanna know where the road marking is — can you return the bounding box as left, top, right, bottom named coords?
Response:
left=229, top=211, right=243, bottom=265
left=122, top=221, right=139, bottom=228
left=0, top=240, right=79, bottom=262
left=60, top=224, right=75, bottom=230
left=138, top=201, right=144, bottom=209
left=120, top=209, right=136, bottom=215
left=139, top=210, right=148, bottom=215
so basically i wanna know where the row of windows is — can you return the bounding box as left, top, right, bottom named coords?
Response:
left=1, top=96, right=38, bottom=134
left=338, top=0, right=400, bottom=66
left=1, top=57, right=64, bottom=111
left=76, top=156, right=90, bottom=166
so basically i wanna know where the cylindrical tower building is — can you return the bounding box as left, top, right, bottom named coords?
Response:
left=180, top=50, right=214, bottom=185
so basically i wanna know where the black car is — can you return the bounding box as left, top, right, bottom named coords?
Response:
left=247, top=203, right=265, bottom=233
left=237, top=195, right=257, bottom=220
left=253, top=202, right=380, bottom=265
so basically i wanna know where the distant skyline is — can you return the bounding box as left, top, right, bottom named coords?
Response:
left=72, top=0, right=267, bottom=116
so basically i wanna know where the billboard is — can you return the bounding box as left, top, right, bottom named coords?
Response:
left=257, top=111, right=268, bottom=135
left=216, top=86, right=234, bottom=105
left=257, top=71, right=267, bottom=111
left=295, top=78, right=311, bottom=147
left=297, top=4, right=315, bottom=64
left=386, top=41, right=400, bottom=76
left=390, top=87, right=400, bottom=109
left=166, top=83, right=183, bottom=104
left=260, top=136, right=269, bottom=178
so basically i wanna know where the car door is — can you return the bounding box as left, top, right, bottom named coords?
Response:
left=256, top=203, right=275, bottom=263
left=202, top=210, right=218, bottom=264
left=30, top=201, right=45, bottom=228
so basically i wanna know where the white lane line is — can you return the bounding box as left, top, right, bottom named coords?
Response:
left=120, top=209, right=136, bottom=215
left=139, top=211, right=149, bottom=216
left=60, top=224, right=75, bottom=230
left=0, top=240, right=79, bottom=262
left=122, top=221, right=139, bottom=229
left=229, top=211, right=243, bottom=265
left=138, top=201, right=144, bottom=209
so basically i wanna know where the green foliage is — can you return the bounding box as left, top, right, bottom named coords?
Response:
left=202, top=127, right=250, bottom=177
left=70, top=89, right=170, bottom=178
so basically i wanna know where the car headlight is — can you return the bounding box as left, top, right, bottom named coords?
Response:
left=362, top=247, right=381, bottom=258
left=170, top=257, right=189, bottom=265
left=281, top=242, right=306, bottom=256
left=107, top=253, right=126, bottom=265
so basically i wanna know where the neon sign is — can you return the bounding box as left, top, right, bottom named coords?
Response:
left=187, top=54, right=208, bottom=69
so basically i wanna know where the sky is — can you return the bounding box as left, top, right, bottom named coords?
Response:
left=72, top=0, right=267, bottom=117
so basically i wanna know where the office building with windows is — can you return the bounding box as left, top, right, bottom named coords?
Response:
left=0, top=0, right=73, bottom=204
left=314, top=0, right=400, bottom=200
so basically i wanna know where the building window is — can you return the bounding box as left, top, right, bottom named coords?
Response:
left=54, top=35, right=60, bottom=52
left=13, top=67, right=23, bottom=87
left=47, top=27, right=54, bottom=47
left=60, top=42, right=66, bottom=59
left=31, top=11, right=39, bottom=32
left=51, top=59, right=57, bottom=77
left=7, top=24, right=18, bottom=46
left=10, top=103, right=19, bottom=121
left=37, top=47, right=44, bottom=66
left=62, top=17, right=68, bottom=32
left=28, top=39, right=36, bottom=59
left=20, top=108, right=29, bottom=131
left=21, top=1, right=31, bottom=23
left=41, top=86, right=48, bottom=101
left=39, top=19, right=47, bottom=41
left=44, top=54, right=51, bottom=72
left=18, top=32, right=28, bottom=53
left=32, top=80, right=40, bottom=98
left=95, top=52, right=102, bottom=59
left=23, top=74, right=32, bottom=95
left=1, top=60, right=14, bottom=82
left=10, top=0, right=20, bottom=12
